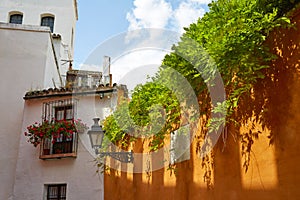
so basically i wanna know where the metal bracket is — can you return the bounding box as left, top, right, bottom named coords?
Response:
left=96, top=150, right=134, bottom=163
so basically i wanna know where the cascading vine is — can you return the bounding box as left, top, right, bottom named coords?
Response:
left=102, top=0, right=298, bottom=187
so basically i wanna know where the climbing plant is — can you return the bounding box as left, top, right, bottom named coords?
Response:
left=102, top=82, right=181, bottom=151
left=102, top=0, right=296, bottom=187
left=161, top=0, right=293, bottom=180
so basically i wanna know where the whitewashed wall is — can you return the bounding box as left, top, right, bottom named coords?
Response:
left=0, top=1, right=79, bottom=198
left=0, top=0, right=78, bottom=77
left=0, top=24, right=61, bottom=200
left=14, top=94, right=115, bottom=200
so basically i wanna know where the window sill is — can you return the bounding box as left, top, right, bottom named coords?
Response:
left=39, top=152, right=77, bottom=160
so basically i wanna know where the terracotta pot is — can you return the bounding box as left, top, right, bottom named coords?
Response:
left=43, top=149, right=50, bottom=155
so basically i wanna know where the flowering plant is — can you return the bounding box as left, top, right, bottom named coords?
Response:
left=24, top=119, right=88, bottom=147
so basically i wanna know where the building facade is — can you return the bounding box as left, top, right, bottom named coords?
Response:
left=0, top=1, right=117, bottom=199
left=0, top=0, right=78, bottom=78
left=15, top=83, right=126, bottom=199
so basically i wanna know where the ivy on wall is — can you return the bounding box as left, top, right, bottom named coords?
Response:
left=101, top=0, right=297, bottom=187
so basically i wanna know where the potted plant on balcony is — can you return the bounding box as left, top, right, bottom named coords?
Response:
left=24, top=119, right=88, bottom=147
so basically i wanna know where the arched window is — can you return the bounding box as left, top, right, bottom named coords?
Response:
left=41, top=16, right=55, bottom=32
left=9, top=13, right=23, bottom=24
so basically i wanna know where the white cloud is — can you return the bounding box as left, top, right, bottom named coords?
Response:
left=173, top=1, right=206, bottom=32
left=111, top=49, right=166, bottom=85
left=126, top=0, right=209, bottom=33
left=188, top=0, right=212, bottom=4
left=126, top=0, right=172, bottom=30
left=121, top=0, right=210, bottom=91
left=78, top=63, right=101, bottom=71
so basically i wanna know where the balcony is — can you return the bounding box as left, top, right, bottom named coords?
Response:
left=24, top=99, right=87, bottom=159
left=40, top=99, right=79, bottom=159
left=39, top=132, right=78, bottom=159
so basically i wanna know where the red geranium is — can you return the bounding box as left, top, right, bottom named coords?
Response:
left=24, top=119, right=88, bottom=147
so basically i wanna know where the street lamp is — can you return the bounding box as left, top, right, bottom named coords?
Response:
left=87, top=118, right=134, bottom=163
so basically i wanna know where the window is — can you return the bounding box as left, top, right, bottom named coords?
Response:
left=40, top=99, right=78, bottom=159
left=46, top=184, right=67, bottom=200
left=170, top=124, right=190, bottom=165
left=55, top=105, right=73, bottom=121
left=52, top=105, right=74, bottom=154
left=9, top=14, right=23, bottom=24
left=41, top=16, right=54, bottom=32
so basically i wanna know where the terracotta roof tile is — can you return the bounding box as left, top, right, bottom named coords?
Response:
left=23, top=84, right=122, bottom=100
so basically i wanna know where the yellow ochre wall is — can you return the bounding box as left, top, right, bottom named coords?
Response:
left=104, top=11, right=300, bottom=200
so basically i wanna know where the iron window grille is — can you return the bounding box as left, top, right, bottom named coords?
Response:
left=46, top=184, right=67, bottom=200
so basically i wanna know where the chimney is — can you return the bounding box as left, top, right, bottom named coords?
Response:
left=103, top=56, right=112, bottom=86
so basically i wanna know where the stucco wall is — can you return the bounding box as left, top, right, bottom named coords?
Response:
left=44, top=36, right=62, bottom=88
left=103, top=10, right=300, bottom=200
left=14, top=93, right=118, bottom=199
left=0, top=24, right=61, bottom=200
left=0, top=0, right=77, bottom=77
left=0, top=0, right=77, bottom=56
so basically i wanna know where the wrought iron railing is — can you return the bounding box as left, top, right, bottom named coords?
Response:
left=39, top=132, right=78, bottom=159
left=40, top=98, right=78, bottom=159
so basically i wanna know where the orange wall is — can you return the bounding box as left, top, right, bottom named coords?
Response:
left=104, top=11, right=300, bottom=200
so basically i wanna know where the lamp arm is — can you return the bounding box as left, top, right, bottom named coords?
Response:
left=98, top=151, right=134, bottom=163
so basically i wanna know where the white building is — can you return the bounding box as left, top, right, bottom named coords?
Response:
left=0, top=0, right=78, bottom=78
left=0, top=23, right=61, bottom=199
left=0, top=1, right=122, bottom=199
left=16, top=82, right=126, bottom=200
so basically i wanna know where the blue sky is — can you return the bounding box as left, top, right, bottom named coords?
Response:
left=74, top=0, right=133, bottom=66
left=74, top=0, right=211, bottom=88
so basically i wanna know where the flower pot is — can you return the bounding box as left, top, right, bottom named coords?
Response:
left=43, top=149, right=50, bottom=155
left=54, top=148, right=62, bottom=154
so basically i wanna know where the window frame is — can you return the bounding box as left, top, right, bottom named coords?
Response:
left=41, top=15, right=55, bottom=32
left=45, top=184, right=67, bottom=200
left=9, top=12, right=23, bottom=24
